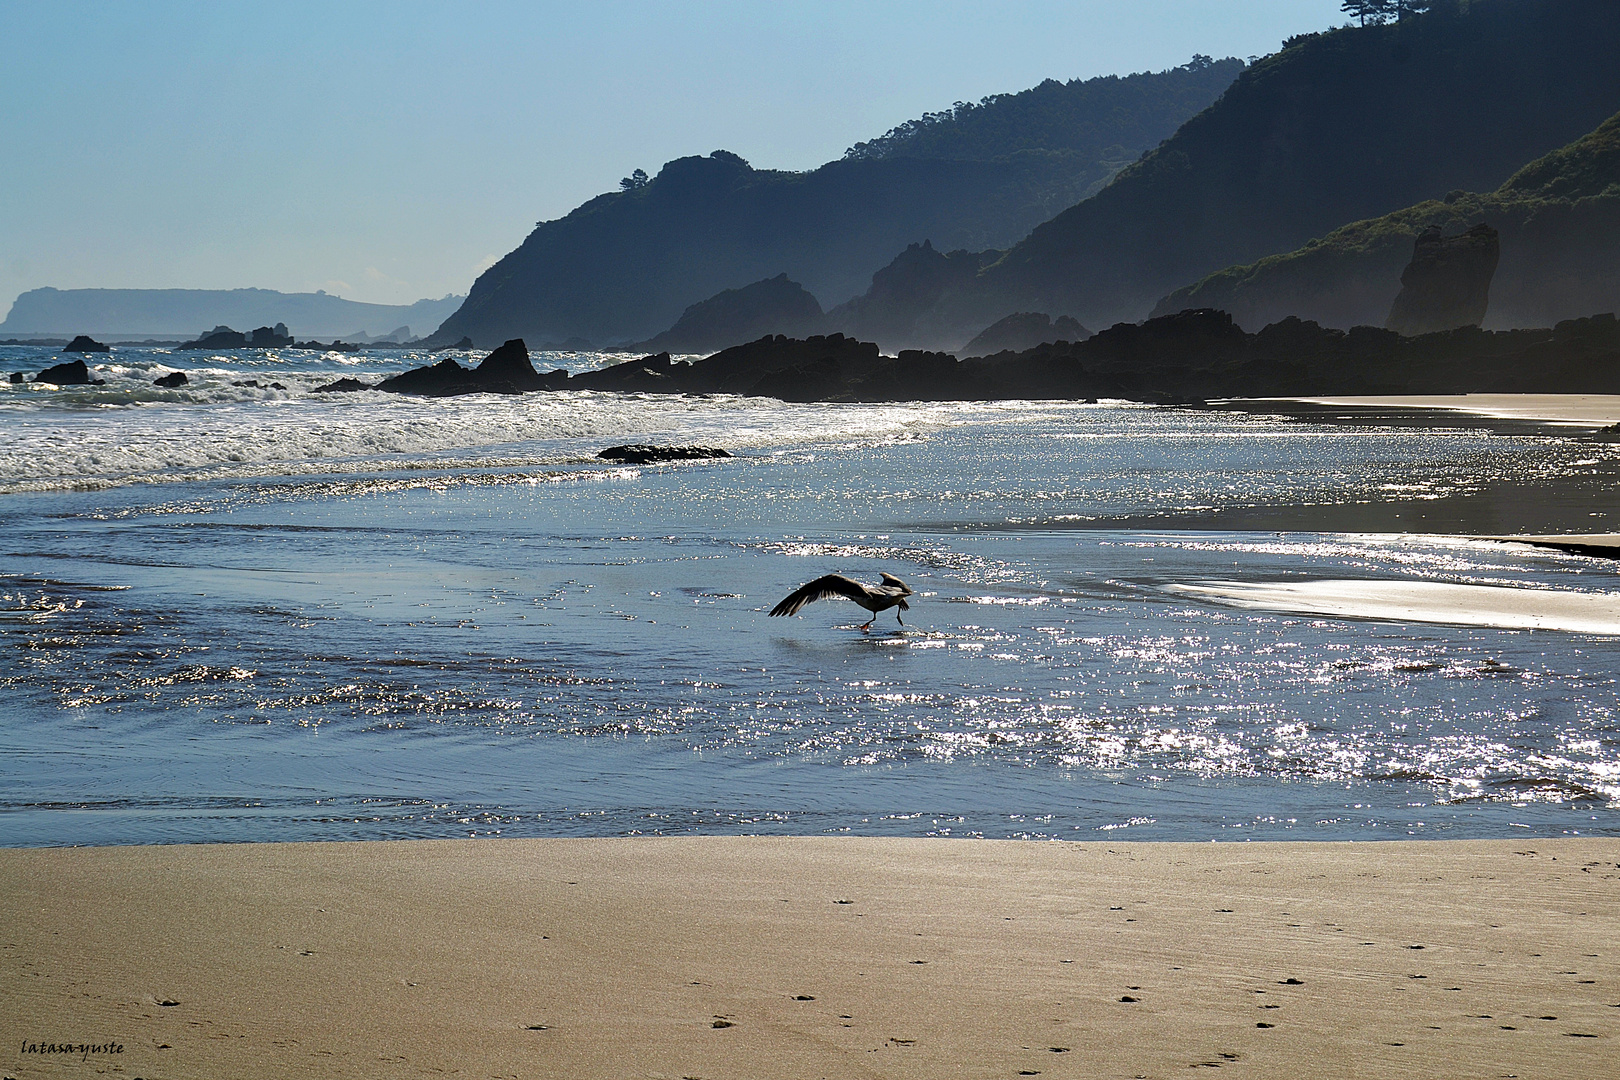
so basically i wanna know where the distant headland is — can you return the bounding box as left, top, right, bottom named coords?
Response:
left=0, top=287, right=463, bottom=342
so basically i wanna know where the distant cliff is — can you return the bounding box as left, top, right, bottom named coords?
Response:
left=1384, top=224, right=1500, bottom=336
left=425, top=59, right=1245, bottom=348
left=0, top=288, right=464, bottom=340
left=1154, top=108, right=1620, bottom=330
left=622, top=274, right=825, bottom=354
left=861, top=0, right=1620, bottom=349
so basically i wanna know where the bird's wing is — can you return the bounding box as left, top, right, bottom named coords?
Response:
left=879, top=573, right=907, bottom=588
left=769, top=574, right=872, bottom=616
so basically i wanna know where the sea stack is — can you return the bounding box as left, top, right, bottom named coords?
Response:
left=62, top=335, right=111, bottom=353
left=1385, top=223, right=1500, bottom=336
left=34, top=358, right=95, bottom=385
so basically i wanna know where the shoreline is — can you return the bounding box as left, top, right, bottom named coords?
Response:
left=3, top=836, right=1616, bottom=1078
left=1269, top=393, right=1620, bottom=427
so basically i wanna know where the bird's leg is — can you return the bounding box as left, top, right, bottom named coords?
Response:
left=897, top=611, right=904, bottom=625
left=861, top=617, right=873, bottom=632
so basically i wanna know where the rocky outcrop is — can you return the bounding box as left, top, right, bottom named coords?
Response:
left=433, top=336, right=475, bottom=352
left=63, top=335, right=110, bottom=353
left=597, top=445, right=733, bottom=464
left=961, top=312, right=1089, bottom=357
left=374, top=339, right=561, bottom=396
left=1385, top=223, right=1501, bottom=336
left=153, top=371, right=189, bottom=388
left=298, top=311, right=1620, bottom=404
left=554, top=310, right=1620, bottom=403
left=624, top=274, right=825, bottom=354
left=311, top=377, right=371, bottom=393
left=178, top=326, right=248, bottom=350
left=34, top=359, right=101, bottom=385
left=247, top=323, right=293, bottom=347
left=571, top=335, right=885, bottom=400
left=180, top=323, right=290, bottom=349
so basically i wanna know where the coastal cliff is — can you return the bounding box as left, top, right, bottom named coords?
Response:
left=1155, top=108, right=1620, bottom=331
left=1385, top=223, right=1500, bottom=336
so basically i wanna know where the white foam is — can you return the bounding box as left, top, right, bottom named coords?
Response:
left=1170, top=578, right=1620, bottom=635
left=0, top=384, right=976, bottom=494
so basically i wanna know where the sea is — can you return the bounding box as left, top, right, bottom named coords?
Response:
left=3, top=344, right=1618, bottom=847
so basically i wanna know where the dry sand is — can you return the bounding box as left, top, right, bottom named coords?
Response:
left=3, top=837, right=1617, bottom=1079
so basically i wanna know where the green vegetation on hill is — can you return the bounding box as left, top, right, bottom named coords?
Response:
left=844, top=56, right=1242, bottom=170
left=427, top=61, right=1244, bottom=347
left=1154, top=110, right=1620, bottom=329
left=933, top=0, right=1620, bottom=341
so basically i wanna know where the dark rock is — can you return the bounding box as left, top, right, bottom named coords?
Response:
left=472, top=339, right=545, bottom=390
left=311, top=377, right=373, bottom=393
left=373, top=339, right=550, bottom=397
left=63, top=335, right=110, bottom=353
left=36, top=358, right=93, bottom=385
left=9, top=372, right=23, bottom=383
left=293, top=340, right=361, bottom=352
left=961, top=312, right=1090, bottom=356
left=626, top=274, right=826, bottom=354
left=597, top=445, right=733, bottom=464
left=178, top=325, right=249, bottom=350
left=433, top=336, right=475, bottom=352
left=1386, top=224, right=1501, bottom=336
left=153, top=371, right=189, bottom=388
left=232, top=380, right=288, bottom=390
left=574, top=334, right=887, bottom=400
left=375, top=339, right=545, bottom=396
left=246, top=323, right=294, bottom=347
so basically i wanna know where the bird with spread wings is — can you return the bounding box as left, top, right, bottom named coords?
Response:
left=769, top=573, right=913, bottom=631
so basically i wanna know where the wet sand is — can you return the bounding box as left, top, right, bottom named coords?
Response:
left=3, top=837, right=1616, bottom=1079
left=1275, top=394, right=1620, bottom=428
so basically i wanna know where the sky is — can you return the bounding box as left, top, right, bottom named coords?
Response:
left=0, top=1, right=1347, bottom=317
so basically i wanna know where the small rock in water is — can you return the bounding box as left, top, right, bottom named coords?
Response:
left=153, top=371, right=189, bottom=388
left=35, top=359, right=94, bottom=385
left=597, top=444, right=733, bottom=465
left=312, top=377, right=373, bottom=393
left=8, top=372, right=22, bottom=384
left=63, top=335, right=111, bottom=353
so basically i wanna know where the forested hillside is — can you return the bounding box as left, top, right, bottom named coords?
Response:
left=1153, top=109, right=1620, bottom=329
left=893, top=0, right=1620, bottom=346
left=425, top=59, right=1242, bottom=347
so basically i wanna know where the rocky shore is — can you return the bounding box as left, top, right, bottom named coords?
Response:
left=320, top=310, right=1620, bottom=405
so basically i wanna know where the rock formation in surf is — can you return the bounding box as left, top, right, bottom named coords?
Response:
left=597, top=445, right=733, bottom=464
left=372, top=339, right=562, bottom=396
left=62, top=335, right=110, bottom=353
left=34, top=359, right=97, bottom=385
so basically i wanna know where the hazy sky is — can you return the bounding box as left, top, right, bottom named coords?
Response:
left=1, top=1, right=1346, bottom=317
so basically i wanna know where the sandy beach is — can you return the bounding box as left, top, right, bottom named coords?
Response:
left=3, top=837, right=1616, bottom=1079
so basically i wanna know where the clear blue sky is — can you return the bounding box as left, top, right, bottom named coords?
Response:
left=0, top=1, right=1346, bottom=317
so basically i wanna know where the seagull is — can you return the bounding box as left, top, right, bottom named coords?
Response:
left=769, top=572, right=913, bottom=631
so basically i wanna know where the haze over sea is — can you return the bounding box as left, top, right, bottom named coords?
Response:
left=3, top=344, right=1618, bottom=846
